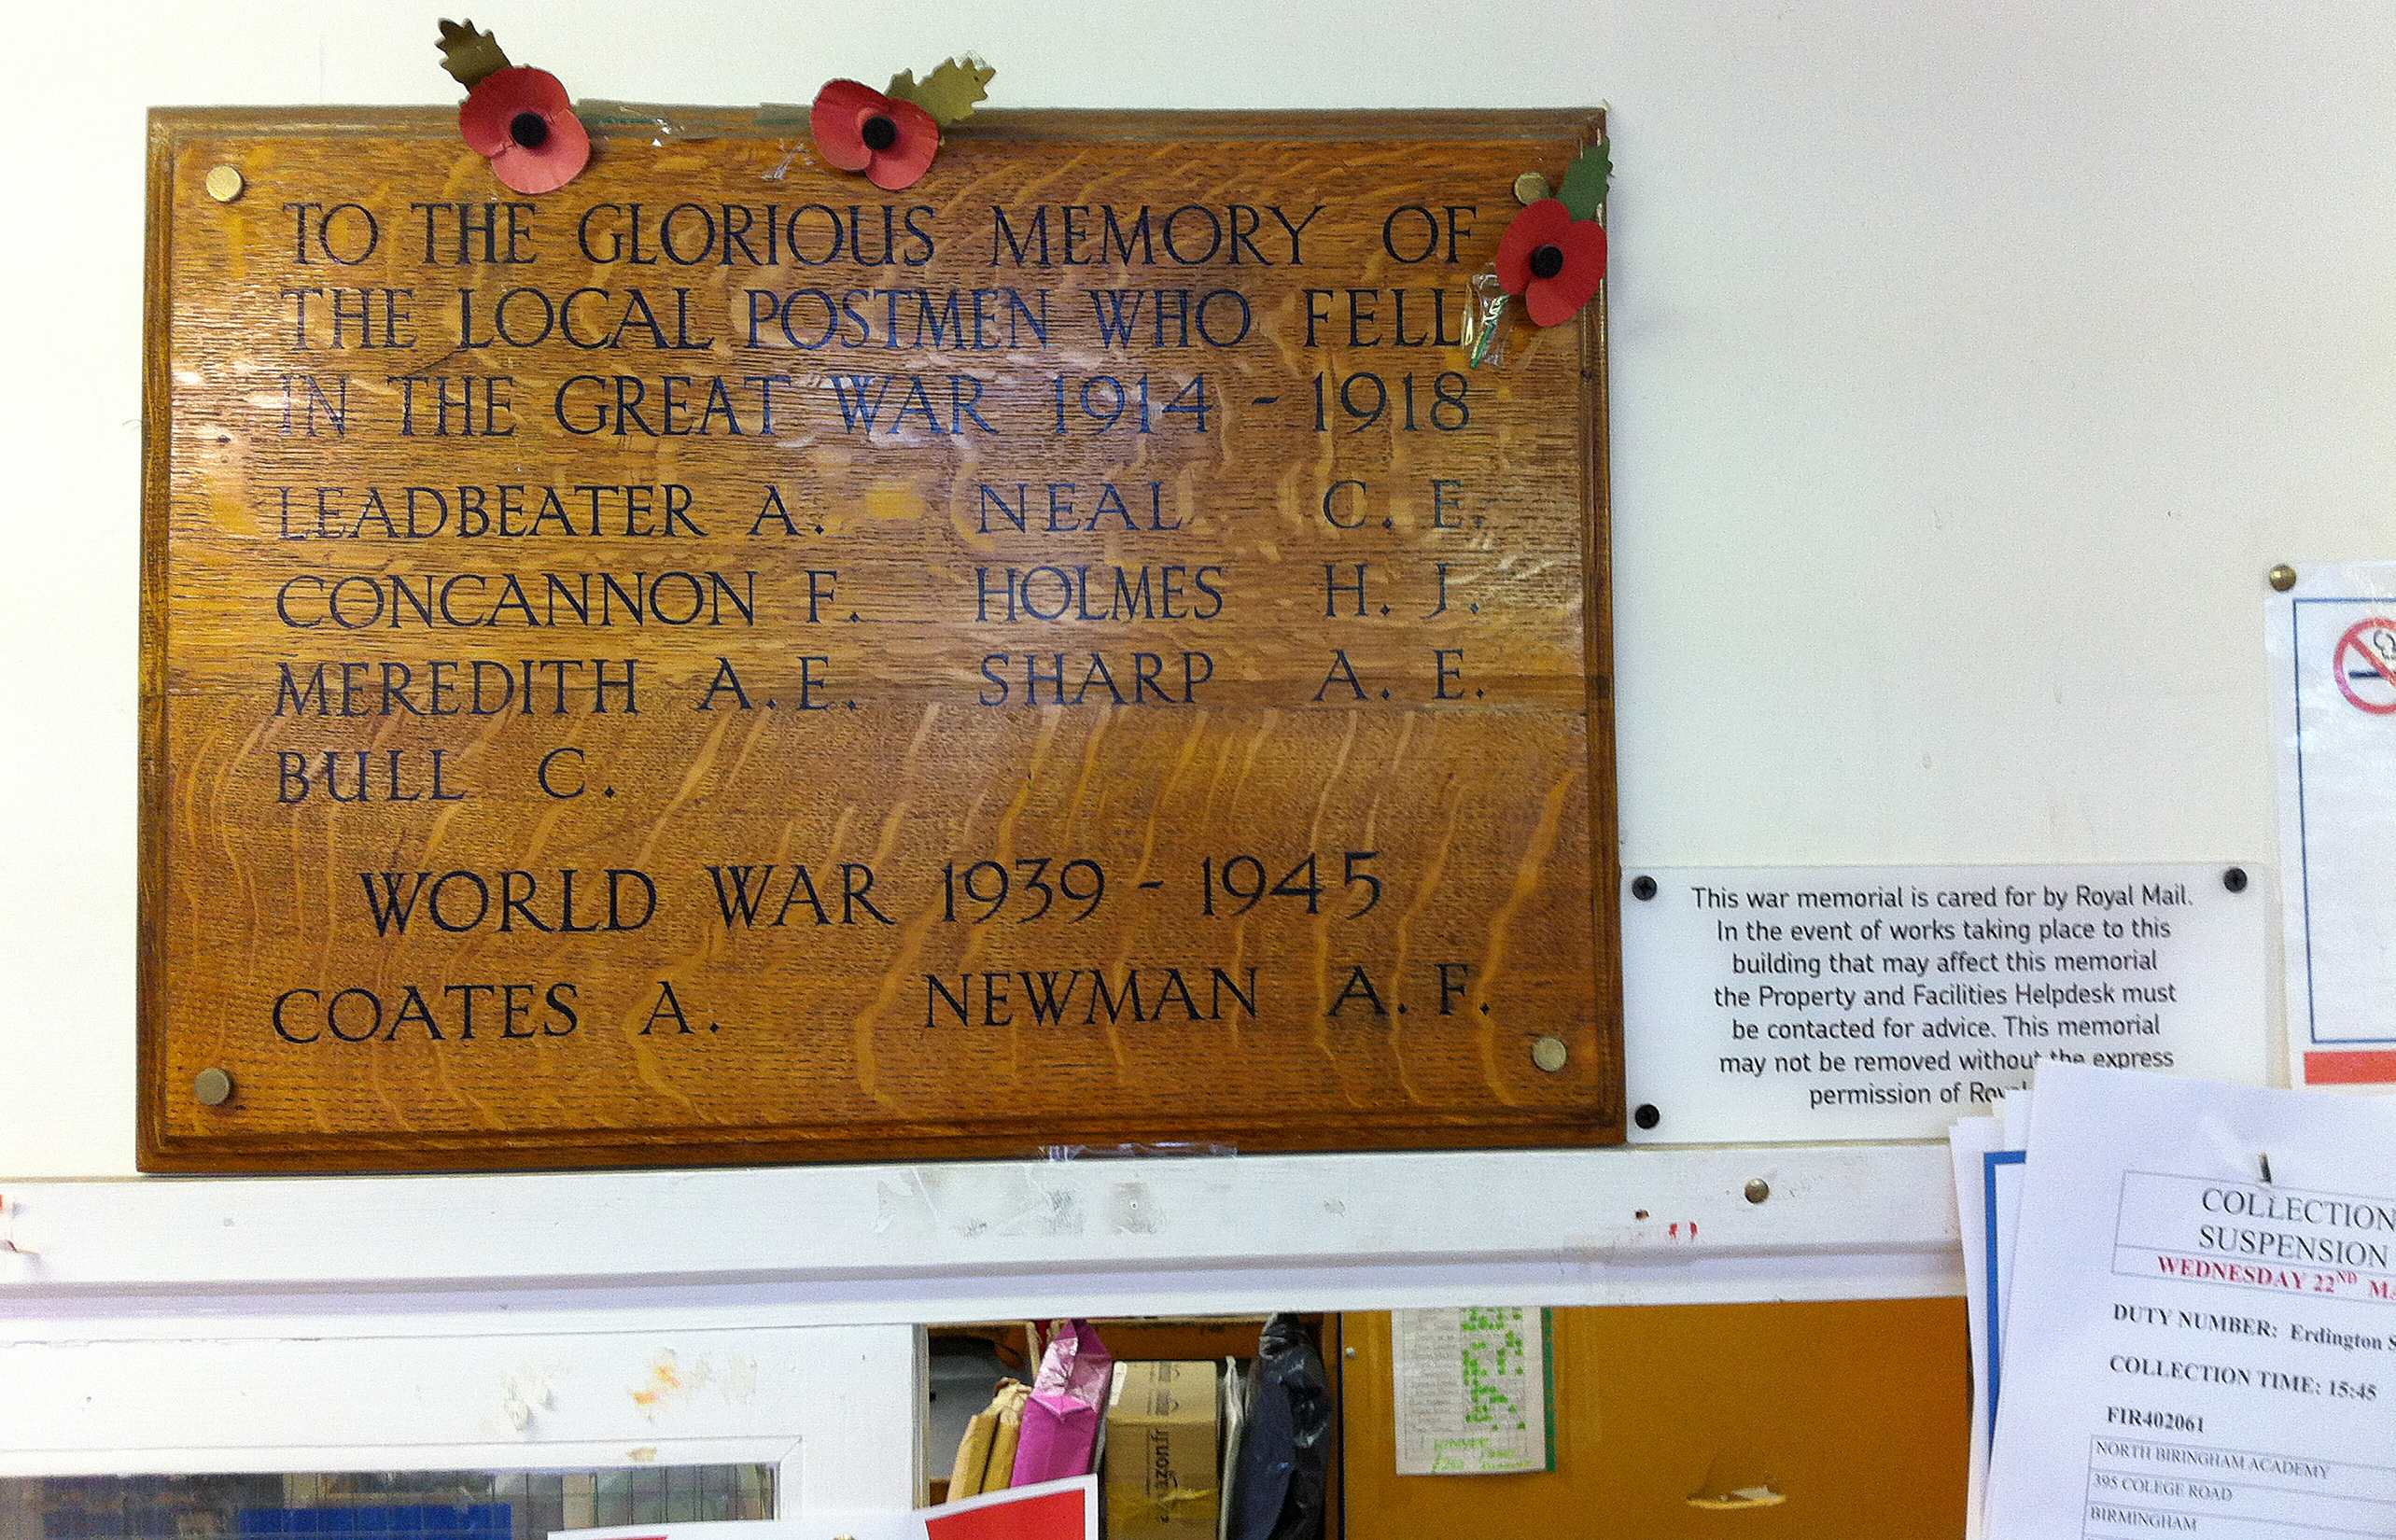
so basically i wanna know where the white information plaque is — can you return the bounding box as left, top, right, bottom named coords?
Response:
left=2269, top=562, right=2396, bottom=1086
left=1621, top=864, right=2268, bottom=1143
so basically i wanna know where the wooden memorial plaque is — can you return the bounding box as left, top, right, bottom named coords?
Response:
left=140, top=106, right=1619, bottom=1170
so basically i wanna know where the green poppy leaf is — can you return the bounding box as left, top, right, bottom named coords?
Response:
left=436, top=20, right=511, bottom=91
left=888, top=58, right=996, bottom=126
left=1557, top=140, right=1611, bottom=222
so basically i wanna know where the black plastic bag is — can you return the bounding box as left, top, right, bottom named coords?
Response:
left=1228, top=1313, right=1331, bottom=1540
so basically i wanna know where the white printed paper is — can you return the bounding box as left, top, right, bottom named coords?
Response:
left=1983, top=1064, right=2396, bottom=1539
left=1622, top=865, right=2268, bottom=1142
left=1390, top=1307, right=1552, bottom=1475
left=2269, top=563, right=2396, bottom=1085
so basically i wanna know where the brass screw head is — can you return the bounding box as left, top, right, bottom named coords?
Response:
left=204, top=165, right=245, bottom=203
left=194, top=1068, right=234, bottom=1106
left=1744, top=1178, right=1771, bottom=1204
left=1532, top=1035, right=1569, bottom=1072
left=1512, top=171, right=1551, bottom=205
left=2268, top=564, right=2298, bottom=593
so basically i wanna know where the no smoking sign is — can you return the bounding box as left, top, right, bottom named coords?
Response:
left=2334, top=618, right=2396, bottom=713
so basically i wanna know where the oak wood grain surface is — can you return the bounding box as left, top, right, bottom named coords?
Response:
left=140, top=107, right=1618, bottom=1170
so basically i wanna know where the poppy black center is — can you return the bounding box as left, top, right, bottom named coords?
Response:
left=1529, top=244, right=1565, bottom=280
left=862, top=114, right=899, bottom=152
left=509, top=111, right=550, bottom=149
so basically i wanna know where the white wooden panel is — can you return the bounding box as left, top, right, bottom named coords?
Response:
left=790, top=1326, right=924, bottom=1515
left=0, top=1146, right=1956, bottom=1333
left=0, top=1153, right=1945, bottom=1496
left=0, top=1322, right=916, bottom=1512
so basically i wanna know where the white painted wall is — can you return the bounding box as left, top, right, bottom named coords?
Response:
left=6, top=1, right=2389, bottom=1178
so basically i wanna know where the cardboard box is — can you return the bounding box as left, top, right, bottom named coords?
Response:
left=1104, top=1360, right=1220, bottom=1540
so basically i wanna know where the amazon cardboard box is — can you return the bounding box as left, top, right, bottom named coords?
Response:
left=1104, top=1360, right=1220, bottom=1540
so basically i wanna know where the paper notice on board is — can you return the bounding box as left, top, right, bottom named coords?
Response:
left=1391, top=1307, right=1553, bottom=1475
left=2269, top=562, right=2396, bottom=1086
left=1983, top=1064, right=2396, bottom=1539
left=1621, top=864, right=2268, bottom=1143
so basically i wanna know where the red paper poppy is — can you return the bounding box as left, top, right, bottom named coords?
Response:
left=1495, top=197, right=1607, bottom=328
left=811, top=78, right=941, bottom=190
left=460, top=66, right=590, bottom=195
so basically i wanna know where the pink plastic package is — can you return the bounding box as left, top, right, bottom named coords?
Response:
left=1008, top=1318, right=1114, bottom=1485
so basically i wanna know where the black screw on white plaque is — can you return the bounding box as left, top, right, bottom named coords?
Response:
left=1633, top=1103, right=1660, bottom=1129
left=1631, top=875, right=1657, bottom=901
left=2223, top=867, right=2249, bottom=893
